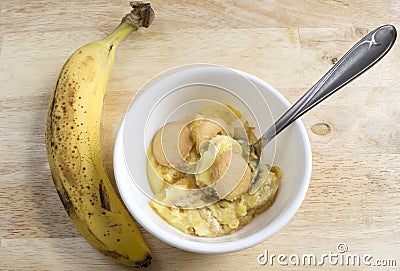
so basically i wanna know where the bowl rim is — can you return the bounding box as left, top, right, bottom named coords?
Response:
left=113, top=65, right=312, bottom=254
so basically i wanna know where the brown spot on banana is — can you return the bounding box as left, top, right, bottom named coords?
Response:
left=99, top=180, right=111, bottom=212
left=48, top=77, right=61, bottom=138
left=52, top=172, right=74, bottom=216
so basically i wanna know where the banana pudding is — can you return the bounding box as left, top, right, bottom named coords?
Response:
left=146, top=105, right=281, bottom=237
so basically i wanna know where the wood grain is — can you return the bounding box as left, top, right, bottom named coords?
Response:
left=1, top=0, right=399, bottom=270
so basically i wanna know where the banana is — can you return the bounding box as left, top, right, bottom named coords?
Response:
left=45, top=2, right=154, bottom=268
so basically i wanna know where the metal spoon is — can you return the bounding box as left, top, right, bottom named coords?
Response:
left=249, top=24, right=397, bottom=194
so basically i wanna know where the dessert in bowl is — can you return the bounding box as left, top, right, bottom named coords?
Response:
left=113, top=64, right=312, bottom=253
left=147, top=103, right=282, bottom=237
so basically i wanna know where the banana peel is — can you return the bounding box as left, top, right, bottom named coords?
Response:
left=46, top=2, right=154, bottom=267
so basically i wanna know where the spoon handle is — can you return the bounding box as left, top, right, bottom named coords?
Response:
left=258, top=25, right=397, bottom=148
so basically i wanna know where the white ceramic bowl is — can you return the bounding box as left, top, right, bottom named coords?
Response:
left=113, top=64, right=312, bottom=254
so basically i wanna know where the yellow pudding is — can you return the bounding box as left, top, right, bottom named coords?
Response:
left=146, top=105, right=281, bottom=237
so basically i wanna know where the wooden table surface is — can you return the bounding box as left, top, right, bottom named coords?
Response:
left=1, top=1, right=399, bottom=270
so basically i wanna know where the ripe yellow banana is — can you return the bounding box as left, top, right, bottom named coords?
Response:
left=45, top=2, right=154, bottom=268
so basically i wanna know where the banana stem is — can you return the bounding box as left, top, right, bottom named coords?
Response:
left=103, top=21, right=137, bottom=47
left=103, top=1, right=154, bottom=47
